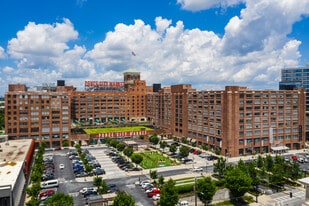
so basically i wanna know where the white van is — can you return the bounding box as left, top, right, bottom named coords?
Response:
left=41, top=179, right=59, bottom=189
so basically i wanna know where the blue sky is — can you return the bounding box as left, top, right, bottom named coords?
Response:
left=0, top=0, right=309, bottom=97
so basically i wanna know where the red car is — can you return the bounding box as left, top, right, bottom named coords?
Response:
left=147, top=189, right=160, bottom=197
left=291, top=155, right=298, bottom=161
left=39, top=189, right=55, bottom=197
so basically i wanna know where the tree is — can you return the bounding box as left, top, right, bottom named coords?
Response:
left=196, top=176, right=217, bottom=206
left=160, top=140, right=168, bottom=151
left=149, top=135, right=160, bottom=145
left=269, top=163, right=285, bottom=191
left=112, top=191, right=135, bottom=206
left=93, top=176, right=103, bottom=187
left=44, top=193, right=73, bottom=206
left=123, top=147, right=134, bottom=157
left=26, top=182, right=40, bottom=199
left=179, top=145, right=190, bottom=158
left=158, top=175, right=165, bottom=188
left=160, top=179, right=179, bottom=206
left=116, top=142, right=126, bottom=152
left=213, top=157, right=227, bottom=178
left=26, top=197, right=40, bottom=206
left=150, top=170, right=158, bottom=185
left=265, top=155, right=274, bottom=172
left=110, top=139, right=119, bottom=148
left=225, top=167, right=252, bottom=201
left=169, top=144, right=177, bottom=154
left=131, top=153, right=143, bottom=166
left=256, top=155, right=264, bottom=168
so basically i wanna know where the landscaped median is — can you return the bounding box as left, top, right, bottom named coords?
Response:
left=140, top=151, right=179, bottom=169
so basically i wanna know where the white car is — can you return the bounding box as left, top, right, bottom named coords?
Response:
left=79, top=187, right=98, bottom=195
left=152, top=194, right=160, bottom=200
left=192, top=167, right=203, bottom=172
left=178, top=200, right=189, bottom=206
left=59, top=164, right=65, bottom=169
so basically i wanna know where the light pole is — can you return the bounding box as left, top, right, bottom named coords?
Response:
left=194, top=176, right=197, bottom=206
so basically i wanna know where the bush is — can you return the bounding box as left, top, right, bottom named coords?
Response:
left=175, top=183, right=194, bottom=194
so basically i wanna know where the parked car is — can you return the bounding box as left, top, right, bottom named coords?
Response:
left=178, top=200, right=189, bottom=206
left=152, top=194, right=160, bottom=200
left=75, top=171, right=89, bottom=177
left=39, top=189, right=55, bottom=198
left=93, top=168, right=105, bottom=175
left=83, top=190, right=98, bottom=197
left=79, top=187, right=98, bottom=195
left=107, top=184, right=119, bottom=193
left=192, top=167, right=203, bottom=172
left=147, top=189, right=160, bottom=197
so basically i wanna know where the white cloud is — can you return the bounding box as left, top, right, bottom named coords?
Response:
left=8, top=18, right=78, bottom=69
left=177, top=0, right=244, bottom=11
left=0, top=46, right=6, bottom=59
left=2, top=0, right=309, bottom=93
left=2, top=66, right=14, bottom=73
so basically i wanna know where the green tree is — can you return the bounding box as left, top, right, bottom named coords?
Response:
left=44, top=193, right=73, bottom=206
left=225, top=167, right=252, bottom=201
left=123, top=147, right=134, bottom=157
left=26, top=182, right=41, bottom=199
left=256, top=155, right=264, bottom=168
left=158, top=175, right=165, bottom=188
left=213, top=157, right=227, bottom=178
left=160, top=179, right=179, bottom=206
left=149, top=135, right=160, bottom=145
left=288, top=161, right=301, bottom=180
left=110, top=139, right=119, bottom=148
left=93, top=176, right=103, bottom=187
left=265, top=155, right=274, bottom=171
left=131, top=153, right=143, bottom=166
left=25, top=197, right=40, bottom=206
left=116, top=142, right=126, bottom=152
left=150, top=170, right=158, bottom=185
left=98, top=179, right=109, bottom=194
left=196, top=176, right=217, bottom=206
left=169, top=144, right=177, bottom=154
left=160, top=140, right=168, bottom=150
left=112, top=191, right=135, bottom=206
left=179, top=145, right=190, bottom=158
left=269, top=163, right=285, bottom=191
left=0, top=108, right=4, bottom=130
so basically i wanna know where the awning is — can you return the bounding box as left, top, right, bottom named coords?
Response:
left=271, top=146, right=289, bottom=151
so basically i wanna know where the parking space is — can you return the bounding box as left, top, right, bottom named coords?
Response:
left=88, top=147, right=127, bottom=179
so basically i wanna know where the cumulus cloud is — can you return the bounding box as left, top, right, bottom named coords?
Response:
left=2, top=66, right=14, bottom=73
left=2, top=0, right=309, bottom=92
left=177, top=0, right=244, bottom=11
left=0, top=46, right=6, bottom=59
left=8, top=18, right=78, bottom=69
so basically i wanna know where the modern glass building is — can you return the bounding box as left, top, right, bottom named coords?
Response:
left=279, top=64, right=309, bottom=107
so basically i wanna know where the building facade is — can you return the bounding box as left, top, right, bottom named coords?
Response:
left=148, top=85, right=306, bottom=157
left=4, top=72, right=307, bottom=157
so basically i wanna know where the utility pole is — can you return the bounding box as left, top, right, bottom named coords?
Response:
left=194, top=176, right=197, bottom=206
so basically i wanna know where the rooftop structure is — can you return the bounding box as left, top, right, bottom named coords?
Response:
left=0, top=139, right=35, bottom=206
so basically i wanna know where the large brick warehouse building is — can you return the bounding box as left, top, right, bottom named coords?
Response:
left=4, top=72, right=307, bottom=157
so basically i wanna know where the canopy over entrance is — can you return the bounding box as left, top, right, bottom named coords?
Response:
left=271, top=145, right=289, bottom=153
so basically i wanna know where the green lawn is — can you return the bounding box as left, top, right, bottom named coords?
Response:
left=84, top=126, right=153, bottom=134
left=140, top=151, right=178, bottom=169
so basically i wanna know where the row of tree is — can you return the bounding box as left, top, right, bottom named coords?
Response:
left=26, top=144, right=73, bottom=206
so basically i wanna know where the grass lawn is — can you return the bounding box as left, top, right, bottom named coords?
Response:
left=84, top=126, right=153, bottom=134
left=140, top=151, right=178, bottom=169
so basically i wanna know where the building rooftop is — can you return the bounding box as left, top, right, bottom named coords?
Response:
left=0, top=139, right=32, bottom=187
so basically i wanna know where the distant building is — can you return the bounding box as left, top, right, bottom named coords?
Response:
left=0, top=139, right=35, bottom=206
left=279, top=64, right=309, bottom=140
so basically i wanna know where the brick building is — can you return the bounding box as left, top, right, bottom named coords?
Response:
left=4, top=72, right=307, bottom=157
